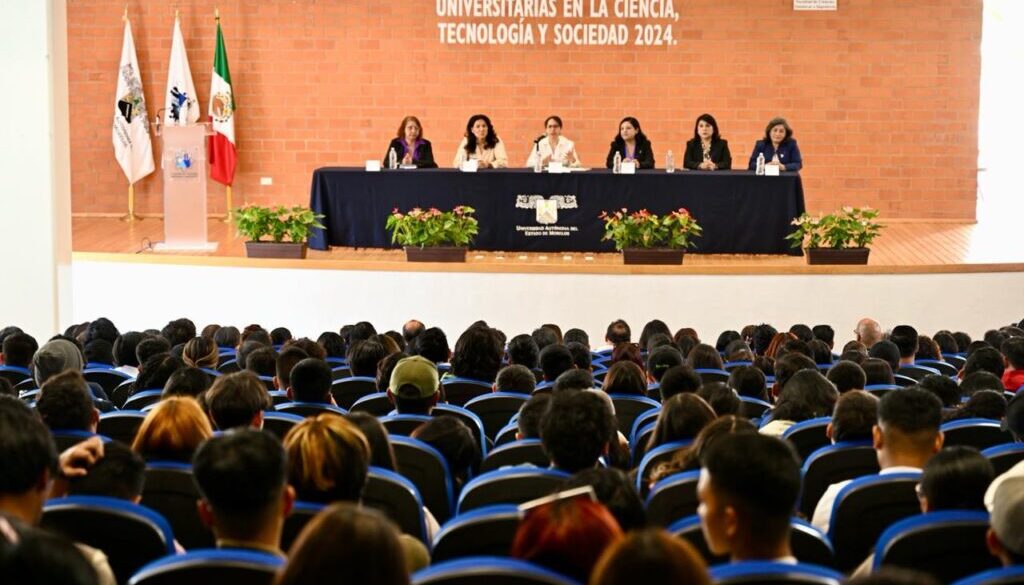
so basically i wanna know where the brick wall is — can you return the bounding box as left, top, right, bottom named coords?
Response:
left=68, top=0, right=982, bottom=219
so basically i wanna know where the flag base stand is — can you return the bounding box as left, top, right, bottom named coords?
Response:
left=221, top=186, right=234, bottom=223
left=119, top=213, right=141, bottom=223
left=121, top=185, right=141, bottom=222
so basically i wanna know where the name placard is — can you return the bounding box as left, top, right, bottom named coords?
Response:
left=365, top=160, right=381, bottom=172
left=460, top=159, right=479, bottom=173
left=620, top=161, right=636, bottom=175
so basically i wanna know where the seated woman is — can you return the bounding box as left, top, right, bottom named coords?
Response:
left=452, top=114, right=508, bottom=169
left=383, top=116, right=437, bottom=168
left=605, top=117, right=654, bottom=169
left=526, top=115, right=581, bottom=168
left=747, top=117, right=803, bottom=172
left=683, top=113, right=731, bottom=170
left=131, top=396, right=213, bottom=462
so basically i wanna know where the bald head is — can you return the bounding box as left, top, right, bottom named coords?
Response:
left=402, top=320, right=425, bottom=343
left=856, top=318, right=882, bottom=348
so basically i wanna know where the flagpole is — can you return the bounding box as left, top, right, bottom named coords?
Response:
left=214, top=7, right=234, bottom=224
left=121, top=184, right=140, bottom=222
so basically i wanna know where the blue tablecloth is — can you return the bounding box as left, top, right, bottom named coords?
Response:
left=309, top=168, right=805, bottom=254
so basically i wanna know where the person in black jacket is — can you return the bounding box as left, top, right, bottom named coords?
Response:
left=684, top=113, right=731, bottom=171
left=382, top=116, right=437, bottom=168
left=605, top=116, right=655, bottom=169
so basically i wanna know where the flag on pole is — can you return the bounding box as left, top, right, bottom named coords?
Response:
left=164, top=14, right=199, bottom=127
left=208, top=17, right=237, bottom=186
left=112, top=16, right=155, bottom=185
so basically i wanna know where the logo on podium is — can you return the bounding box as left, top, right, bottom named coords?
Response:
left=515, top=195, right=578, bottom=225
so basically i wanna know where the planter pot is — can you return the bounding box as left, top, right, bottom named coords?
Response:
left=403, top=246, right=468, bottom=263
left=622, top=248, right=685, bottom=265
left=244, top=241, right=308, bottom=259
left=805, top=247, right=870, bottom=265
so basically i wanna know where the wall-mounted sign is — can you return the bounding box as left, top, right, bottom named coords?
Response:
left=794, top=0, right=837, bottom=10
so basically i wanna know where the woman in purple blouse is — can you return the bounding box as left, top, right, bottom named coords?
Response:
left=383, top=116, right=437, bottom=168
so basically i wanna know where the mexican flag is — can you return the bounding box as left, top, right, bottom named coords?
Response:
left=208, top=19, right=236, bottom=186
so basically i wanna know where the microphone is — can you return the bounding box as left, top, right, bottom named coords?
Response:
left=534, top=134, right=545, bottom=143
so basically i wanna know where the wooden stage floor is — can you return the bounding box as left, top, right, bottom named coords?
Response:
left=71, top=217, right=1024, bottom=275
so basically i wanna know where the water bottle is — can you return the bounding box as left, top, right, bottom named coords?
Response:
left=534, top=145, right=543, bottom=173
left=666, top=150, right=675, bottom=173
left=388, top=147, right=398, bottom=170
left=756, top=152, right=765, bottom=176
left=613, top=151, right=622, bottom=174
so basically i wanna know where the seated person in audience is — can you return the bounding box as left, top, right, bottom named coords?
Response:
left=382, top=115, right=436, bottom=169
left=32, top=338, right=85, bottom=387
left=564, top=328, right=590, bottom=349
left=409, top=327, right=450, bottom=364
left=945, top=389, right=1006, bottom=421
left=161, top=366, right=212, bottom=399
left=0, top=523, right=108, bottom=585
left=67, top=441, right=146, bottom=503
left=604, top=319, right=632, bottom=347
left=2, top=332, right=38, bottom=371
left=812, top=388, right=944, bottom=532
left=888, top=325, right=919, bottom=369
left=181, top=337, right=218, bottom=370
left=83, top=339, right=114, bottom=367
left=402, top=320, right=425, bottom=345
left=697, top=382, right=741, bottom=417
left=134, top=335, right=170, bottom=369
left=286, top=337, right=327, bottom=361
left=531, top=326, right=558, bottom=353
left=651, top=415, right=757, bottom=484
left=687, top=343, right=724, bottom=371
left=855, top=318, right=883, bottom=349
left=601, top=361, right=646, bottom=395
left=412, top=416, right=479, bottom=489
left=684, top=113, right=731, bottom=171
left=567, top=341, right=593, bottom=373
left=610, top=342, right=644, bottom=369
left=386, top=355, right=440, bottom=415
left=813, top=324, right=835, bottom=349
left=242, top=343, right=277, bottom=377
left=376, top=352, right=406, bottom=393
left=274, top=346, right=308, bottom=392
left=698, top=433, right=801, bottom=562
left=747, top=117, right=803, bottom=172
left=646, top=346, right=684, bottom=386
left=724, top=339, right=755, bottom=363
left=506, top=334, right=540, bottom=371
left=869, top=340, right=902, bottom=372
left=659, top=365, right=703, bottom=400
left=591, top=527, right=710, bottom=585
left=132, top=353, right=185, bottom=394
left=517, top=393, right=552, bottom=440
left=160, top=318, right=196, bottom=348
left=918, top=446, right=993, bottom=512
left=275, top=503, right=414, bottom=584
left=539, top=344, right=576, bottom=385
left=347, top=339, right=387, bottom=378
left=916, top=336, right=942, bottom=361
left=525, top=115, right=581, bottom=168
left=809, top=340, right=833, bottom=366
left=963, top=346, right=1006, bottom=379
left=916, top=374, right=961, bottom=407
left=986, top=476, right=1024, bottom=567
left=645, top=393, right=716, bottom=455
left=452, top=114, right=508, bottom=168
left=827, top=360, right=867, bottom=394
left=193, top=429, right=293, bottom=557
left=553, top=368, right=596, bottom=393
left=961, top=371, right=1008, bottom=396
left=287, top=357, right=336, bottom=405
left=1002, top=337, right=1024, bottom=391
left=511, top=496, right=623, bottom=582
left=771, top=352, right=818, bottom=399
left=36, top=371, right=99, bottom=433
left=131, top=396, right=213, bottom=462
left=0, top=378, right=13, bottom=397
left=862, top=357, right=896, bottom=386
left=449, top=325, right=503, bottom=383
left=495, top=364, right=537, bottom=394
left=827, top=390, right=879, bottom=443
left=605, top=117, right=654, bottom=169
left=789, top=324, right=813, bottom=343
left=760, top=370, right=838, bottom=437
left=317, top=331, right=346, bottom=360
left=206, top=370, right=272, bottom=430
left=345, top=412, right=398, bottom=471
left=728, top=365, right=767, bottom=401
left=540, top=390, right=617, bottom=473
left=645, top=333, right=674, bottom=354
left=562, top=468, right=647, bottom=532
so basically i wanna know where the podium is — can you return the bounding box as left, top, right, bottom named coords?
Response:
left=155, top=124, right=217, bottom=251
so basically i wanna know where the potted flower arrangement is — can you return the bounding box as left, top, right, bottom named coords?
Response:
left=385, top=205, right=478, bottom=262
left=233, top=204, right=325, bottom=259
left=599, top=207, right=703, bottom=265
left=785, top=206, right=884, bottom=265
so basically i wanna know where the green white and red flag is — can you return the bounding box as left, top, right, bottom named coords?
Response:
left=207, top=19, right=236, bottom=185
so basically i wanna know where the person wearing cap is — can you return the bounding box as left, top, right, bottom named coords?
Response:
left=386, top=355, right=441, bottom=415
left=982, top=393, right=1024, bottom=511
left=987, top=477, right=1024, bottom=566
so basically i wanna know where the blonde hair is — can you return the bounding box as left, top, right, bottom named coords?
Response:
left=132, top=396, right=213, bottom=462
left=283, top=414, right=371, bottom=503
left=183, top=337, right=219, bottom=369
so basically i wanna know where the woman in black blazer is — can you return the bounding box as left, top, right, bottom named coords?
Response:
left=684, top=113, right=731, bottom=170
left=605, top=116, right=655, bottom=169
left=382, top=116, right=437, bottom=168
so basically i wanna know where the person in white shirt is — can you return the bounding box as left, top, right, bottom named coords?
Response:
left=453, top=114, right=508, bottom=169
left=811, top=388, right=944, bottom=533
left=525, top=115, right=581, bottom=168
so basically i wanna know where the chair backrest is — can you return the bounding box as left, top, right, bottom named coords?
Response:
left=217, top=359, right=241, bottom=374
left=123, top=389, right=165, bottom=411
left=98, top=410, right=148, bottom=445
left=799, top=441, right=879, bottom=518
left=630, top=422, right=657, bottom=464
left=431, top=505, right=521, bottom=563
left=696, top=368, right=730, bottom=385
left=267, top=390, right=289, bottom=406
left=111, top=379, right=135, bottom=408
left=13, top=377, right=36, bottom=392
left=723, top=360, right=753, bottom=371
left=329, top=376, right=378, bottom=409
left=412, top=556, right=582, bottom=585
left=141, top=461, right=214, bottom=550
left=330, top=365, right=352, bottom=380
left=739, top=396, right=773, bottom=418
left=645, top=470, right=701, bottom=526
left=828, top=472, right=922, bottom=571
left=441, top=377, right=494, bottom=407
left=952, top=566, right=1024, bottom=585
left=480, top=439, right=550, bottom=473
left=280, top=501, right=325, bottom=553
left=42, top=495, right=176, bottom=585
left=275, top=401, right=347, bottom=418
left=670, top=515, right=835, bottom=568
left=494, top=423, right=521, bottom=447
left=863, top=384, right=901, bottom=398
left=709, top=561, right=844, bottom=585
left=363, top=466, right=427, bottom=543
left=608, top=394, right=661, bottom=437
left=897, top=364, right=941, bottom=381
left=893, top=374, right=918, bottom=387
left=128, top=548, right=284, bottom=585
left=260, top=411, right=305, bottom=440
left=464, top=392, right=529, bottom=441
left=782, top=417, right=832, bottom=461
left=0, top=365, right=32, bottom=385
left=941, top=418, right=1015, bottom=450
left=874, top=510, right=998, bottom=583
left=391, top=435, right=456, bottom=524
left=349, top=391, right=393, bottom=416
left=629, top=408, right=661, bottom=444
left=983, top=443, right=1024, bottom=477
left=635, top=440, right=692, bottom=495
left=51, top=429, right=107, bottom=452
left=914, top=359, right=959, bottom=377
left=457, top=468, right=570, bottom=514
left=380, top=413, right=432, bottom=436
left=84, top=368, right=135, bottom=393
left=432, top=404, right=489, bottom=458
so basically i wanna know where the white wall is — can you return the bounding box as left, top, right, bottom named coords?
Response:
left=0, top=1, right=72, bottom=339
left=72, top=260, right=1024, bottom=347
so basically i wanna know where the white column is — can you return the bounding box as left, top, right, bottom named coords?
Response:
left=0, top=0, right=72, bottom=340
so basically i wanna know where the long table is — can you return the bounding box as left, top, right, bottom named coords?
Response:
left=308, top=168, right=805, bottom=254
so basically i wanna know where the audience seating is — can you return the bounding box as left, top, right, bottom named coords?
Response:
left=412, top=557, right=582, bottom=585
left=0, top=365, right=32, bottom=385
left=275, top=401, right=347, bottom=418
left=141, top=461, right=214, bottom=549
left=391, top=435, right=456, bottom=523
left=635, top=440, right=692, bottom=495
left=645, top=470, right=700, bottom=526
left=782, top=417, right=832, bottom=461
left=280, top=500, right=324, bottom=553
left=708, top=561, right=843, bottom=585
left=457, top=468, right=570, bottom=514
left=51, top=429, right=108, bottom=452
left=629, top=409, right=661, bottom=444
left=941, top=418, right=1015, bottom=450
left=739, top=396, right=773, bottom=418
left=942, top=354, right=968, bottom=369
left=127, top=548, right=285, bottom=585
left=123, top=389, right=164, bottom=411
left=630, top=423, right=657, bottom=464
left=441, top=377, right=494, bottom=407
left=464, top=393, right=528, bottom=440
left=266, top=390, right=290, bottom=406
left=914, top=359, right=959, bottom=377
left=982, top=443, right=1024, bottom=476
left=608, top=394, right=660, bottom=437
left=13, top=377, right=36, bottom=392
left=363, top=466, right=428, bottom=543
left=259, top=411, right=304, bottom=440
left=432, top=404, right=489, bottom=457
left=330, top=365, right=352, bottom=380
left=41, top=495, right=176, bottom=585
left=893, top=374, right=918, bottom=387
left=799, top=441, right=880, bottom=518
left=84, top=368, right=135, bottom=394
left=97, top=410, right=147, bottom=444
left=723, top=361, right=752, bottom=372
left=494, top=423, right=520, bottom=447
left=480, top=439, right=549, bottom=473
left=216, top=359, right=240, bottom=374
left=896, top=364, right=941, bottom=381
left=349, top=391, right=393, bottom=416
left=670, top=515, right=835, bottom=568
left=873, top=510, right=998, bottom=583
left=257, top=376, right=275, bottom=391
left=329, top=376, right=377, bottom=409
left=863, top=384, right=900, bottom=398
left=695, top=368, right=730, bottom=384
left=380, top=413, right=432, bottom=436
left=431, top=505, right=521, bottom=563
left=952, top=566, right=1024, bottom=585
left=828, top=472, right=922, bottom=571
left=111, top=379, right=135, bottom=408
left=18, top=388, right=40, bottom=403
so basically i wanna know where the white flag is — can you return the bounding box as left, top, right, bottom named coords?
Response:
left=164, top=15, right=199, bottom=126
left=112, top=18, right=155, bottom=185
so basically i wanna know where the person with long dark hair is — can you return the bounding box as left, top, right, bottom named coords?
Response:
left=683, top=113, right=731, bottom=170
left=453, top=114, right=508, bottom=168
left=605, top=116, right=654, bottom=169
left=383, top=115, right=437, bottom=168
